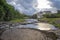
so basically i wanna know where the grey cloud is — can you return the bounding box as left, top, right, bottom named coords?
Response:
left=49, top=0, right=60, bottom=10
left=6, top=0, right=60, bottom=15
left=6, top=0, right=37, bottom=15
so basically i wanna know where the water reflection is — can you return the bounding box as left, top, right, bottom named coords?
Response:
left=15, top=19, right=57, bottom=30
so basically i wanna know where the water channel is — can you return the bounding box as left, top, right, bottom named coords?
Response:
left=15, top=19, right=57, bottom=30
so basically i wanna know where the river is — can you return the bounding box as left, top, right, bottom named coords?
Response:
left=15, top=19, right=57, bottom=30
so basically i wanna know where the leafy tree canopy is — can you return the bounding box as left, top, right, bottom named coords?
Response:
left=0, top=0, right=27, bottom=21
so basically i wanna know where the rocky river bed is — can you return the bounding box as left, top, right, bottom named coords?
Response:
left=0, top=19, right=60, bottom=40
left=0, top=22, right=60, bottom=40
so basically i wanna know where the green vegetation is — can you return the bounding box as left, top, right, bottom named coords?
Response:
left=32, top=14, right=37, bottom=19
left=40, top=11, right=60, bottom=28
left=10, top=19, right=25, bottom=23
left=0, top=0, right=28, bottom=22
left=40, top=18, right=60, bottom=28
left=43, top=13, right=60, bottom=18
left=43, top=11, right=60, bottom=18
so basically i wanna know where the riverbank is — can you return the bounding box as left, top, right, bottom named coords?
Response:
left=0, top=19, right=60, bottom=40
left=39, top=18, right=60, bottom=28
left=0, top=23, right=60, bottom=40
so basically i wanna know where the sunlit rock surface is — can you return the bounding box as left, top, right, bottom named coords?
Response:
left=1, top=28, right=57, bottom=40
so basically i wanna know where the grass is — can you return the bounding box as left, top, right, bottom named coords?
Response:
left=10, top=19, right=25, bottom=23
left=40, top=18, right=60, bottom=28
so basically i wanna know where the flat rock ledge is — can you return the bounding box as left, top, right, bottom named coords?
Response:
left=1, top=28, right=57, bottom=40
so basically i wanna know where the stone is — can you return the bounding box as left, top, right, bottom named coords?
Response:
left=1, top=28, right=57, bottom=40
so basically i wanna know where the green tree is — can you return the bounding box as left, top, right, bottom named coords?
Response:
left=0, top=0, right=27, bottom=21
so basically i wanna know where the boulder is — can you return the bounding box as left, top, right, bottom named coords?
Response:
left=1, top=28, right=57, bottom=40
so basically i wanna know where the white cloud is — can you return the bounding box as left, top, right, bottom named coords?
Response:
left=36, top=0, right=52, bottom=9
left=6, top=0, right=60, bottom=15
left=8, top=1, right=16, bottom=6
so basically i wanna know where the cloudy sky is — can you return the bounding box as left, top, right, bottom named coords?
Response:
left=6, top=0, right=60, bottom=15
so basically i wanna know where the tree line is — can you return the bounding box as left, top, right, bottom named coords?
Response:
left=0, top=0, right=27, bottom=21
left=43, top=10, right=60, bottom=18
